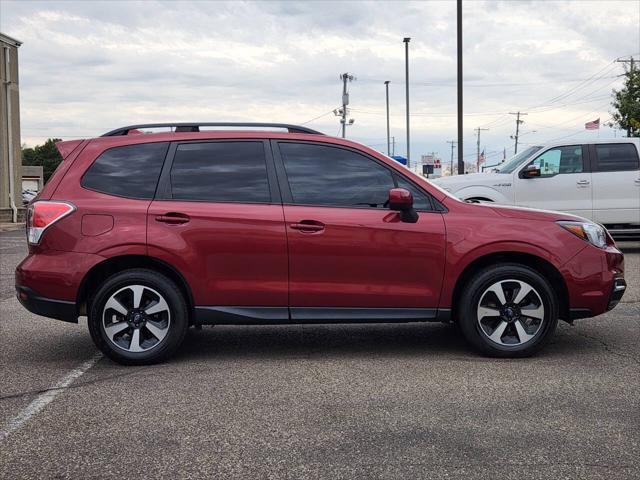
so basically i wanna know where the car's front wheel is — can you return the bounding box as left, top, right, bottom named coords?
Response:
left=88, top=269, right=189, bottom=365
left=457, top=264, right=558, bottom=357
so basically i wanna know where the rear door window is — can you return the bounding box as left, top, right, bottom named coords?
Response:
left=593, top=143, right=640, bottom=172
left=170, top=141, right=271, bottom=203
left=82, top=142, right=169, bottom=199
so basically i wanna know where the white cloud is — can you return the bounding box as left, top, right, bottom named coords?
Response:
left=1, top=0, right=638, bottom=163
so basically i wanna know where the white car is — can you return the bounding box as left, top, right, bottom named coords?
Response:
left=432, top=139, right=640, bottom=237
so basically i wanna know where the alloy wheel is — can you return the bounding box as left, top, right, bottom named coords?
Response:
left=476, top=279, right=545, bottom=346
left=102, top=284, right=171, bottom=353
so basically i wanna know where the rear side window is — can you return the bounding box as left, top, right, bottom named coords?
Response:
left=593, top=143, right=639, bottom=172
left=82, top=142, right=169, bottom=199
left=170, top=142, right=270, bottom=203
left=280, top=143, right=394, bottom=207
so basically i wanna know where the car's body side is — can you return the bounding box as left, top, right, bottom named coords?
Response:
left=16, top=131, right=624, bottom=330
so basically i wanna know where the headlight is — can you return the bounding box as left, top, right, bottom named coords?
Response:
left=557, top=221, right=608, bottom=248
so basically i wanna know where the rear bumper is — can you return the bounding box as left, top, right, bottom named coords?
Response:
left=16, top=286, right=78, bottom=323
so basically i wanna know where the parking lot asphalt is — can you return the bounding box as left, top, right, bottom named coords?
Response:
left=1, top=230, right=638, bottom=479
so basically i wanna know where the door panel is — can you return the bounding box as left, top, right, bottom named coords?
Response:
left=148, top=201, right=288, bottom=306
left=284, top=205, right=446, bottom=308
left=148, top=140, right=288, bottom=307
left=515, top=145, right=593, bottom=219
left=273, top=141, right=447, bottom=310
left=590, top=143, right=640, bottom=225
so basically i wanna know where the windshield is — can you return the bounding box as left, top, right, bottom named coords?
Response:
left=496, top=146, right=543, bottom=173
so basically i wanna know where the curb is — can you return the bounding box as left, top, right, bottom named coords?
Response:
left=0, top=223, right=25, bottom=233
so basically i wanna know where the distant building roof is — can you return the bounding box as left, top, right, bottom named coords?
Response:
left=0, top=33, right=23, bottom=47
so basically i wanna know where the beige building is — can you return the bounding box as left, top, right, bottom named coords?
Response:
left=0, top=33, right=23, bottom=223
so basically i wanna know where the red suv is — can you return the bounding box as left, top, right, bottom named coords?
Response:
left=16, top=123, right=626, bottom=365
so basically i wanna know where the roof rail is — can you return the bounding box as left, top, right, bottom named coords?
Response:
left=101, top=122, right=324, bottom=137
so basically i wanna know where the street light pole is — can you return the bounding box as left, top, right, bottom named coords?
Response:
left=384, top=81, right=391, bottom=156
left=447, top=140, right=457, bottom=175
left=456, top=0, right=464, bottom=175
left=403, top=37, right=411, bottom=168
left=475, top=127, right=488, bottom=171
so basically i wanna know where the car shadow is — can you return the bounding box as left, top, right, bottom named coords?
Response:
left=167, top=321, right=610, bottom=364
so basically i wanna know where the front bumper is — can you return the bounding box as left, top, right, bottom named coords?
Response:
left=561, top=244, right=625, bottom=319
left=16, top=286, right=78, bottom=323
left=608, top=278, right=627, bottom=310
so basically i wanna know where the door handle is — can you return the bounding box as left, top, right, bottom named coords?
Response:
left=290, top=220, right=325, bottom=233
left=635, top=179, right=640, bottom=185
left=576, top=179, right=590, bottom=186
left=155, top=212, right=190, bottom=224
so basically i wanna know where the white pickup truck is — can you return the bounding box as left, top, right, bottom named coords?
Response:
left=432, top=139, right=640, bottom=237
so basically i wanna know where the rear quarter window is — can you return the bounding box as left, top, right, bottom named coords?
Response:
left=81, top=143, right=169, bottom=199
left=593, top=143, right=640, bottom=172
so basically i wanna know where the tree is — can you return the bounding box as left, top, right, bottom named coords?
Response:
left=610, top=66, right=640, bottom=137
left=21, top=138, right=63, bottom=183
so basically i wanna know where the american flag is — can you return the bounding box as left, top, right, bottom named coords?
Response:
left=478, top=149, right=486, bottom=166
left=585, top=118, right=600, bottom=130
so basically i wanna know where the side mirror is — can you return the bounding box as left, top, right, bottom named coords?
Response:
left=521, top=164, right=541, bottom=178
left=388, top=188, right=418, bottom=223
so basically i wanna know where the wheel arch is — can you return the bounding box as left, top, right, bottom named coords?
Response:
left=465, top=197, right=494, bottom=203
left=76, top=255, right=195, bottom=322
left=454, top=185, right=511, bottom=204
left=450, top=251, right=569, bottom=323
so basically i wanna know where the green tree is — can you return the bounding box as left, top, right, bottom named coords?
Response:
left=610, top=66, right=640, bottom=137
left=21, top=138, right=63, bottom=183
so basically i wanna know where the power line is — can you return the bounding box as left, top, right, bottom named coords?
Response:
left=478, top=57, right=623, bottom=128
left=300, top=109, right=340, bottom=125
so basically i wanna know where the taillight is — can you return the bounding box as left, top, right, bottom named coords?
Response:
left=27, top=201, right=75, bottom=245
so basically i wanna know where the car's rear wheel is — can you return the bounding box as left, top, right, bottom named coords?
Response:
left=88, top=269, right=189, bottom=365
left=457, top=264, right=558, bottom=357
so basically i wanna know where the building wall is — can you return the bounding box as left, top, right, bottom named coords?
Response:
left=0, top=34, right=23, bottom=222
left=22, top=165, right=44, bottom=191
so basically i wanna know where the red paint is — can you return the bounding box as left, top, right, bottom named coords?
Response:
left=388, top=188, right=413, bottom=209
left=147, top=200, right=288, bottom=306
left=15, top=130, right=625, bottom=322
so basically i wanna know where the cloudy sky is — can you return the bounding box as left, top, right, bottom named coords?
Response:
left=2, top=0, right=639, bottom=166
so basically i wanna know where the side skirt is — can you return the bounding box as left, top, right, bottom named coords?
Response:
left=194, top=306, right=445, bottom=325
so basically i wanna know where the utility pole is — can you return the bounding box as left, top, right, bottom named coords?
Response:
left=447, top=140, right=457, bottom=176
left=384, top=81, right=391, bottom=156
left=617, top=56, right=636, bottom=72
left=403, top=37, right=411, bottom=168
left=616, top=56, right=635, bottom=137
left=456, top=0, right=464, bottom=176
left=509, top=111, right=527, bottom=154
left=391, top=136, right=396, bottom=156
left=338, top=73, right=355, bottom=138
left=475, top=127, right=489, bottom=171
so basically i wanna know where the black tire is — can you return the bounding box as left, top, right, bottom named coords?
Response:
left=88, top=269, right=189, bottom=365
left=457, top=263, right=558, bottom=358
